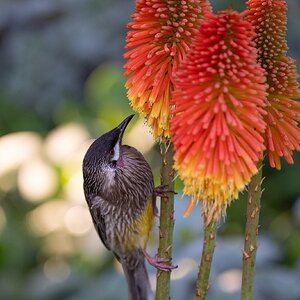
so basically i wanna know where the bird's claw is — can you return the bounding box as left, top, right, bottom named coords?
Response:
left=142, top=249, right=178, bottom=272
left=153, top=255, right=170, bottom=263
left=152, top=185, right=177, bottom=217
left=148, top=256, right=178, bottom=272
left=153, top=184, right=177, bottom=198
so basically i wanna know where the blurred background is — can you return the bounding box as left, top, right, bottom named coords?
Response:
left=0, top=0, right=299, bottom=299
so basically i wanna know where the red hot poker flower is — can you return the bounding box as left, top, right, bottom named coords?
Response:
left=124, top=0, right=211, bottom=139
left=246, top=0, right=300, bottom=169
left=171, top=10, right=268, bottom=222
left=247, top=0, right=288, bottom=59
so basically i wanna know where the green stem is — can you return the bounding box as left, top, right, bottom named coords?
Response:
left=196, top=220, right=217, bottom=300
left=155, top=140, right=175, bottom=300
left=241, top=161, right=263, bottom=300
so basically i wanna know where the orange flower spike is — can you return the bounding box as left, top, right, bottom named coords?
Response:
left=124, top=0, right=212, bottom=139
left=171, top=10, right=268, bottom=222
left=246, top=0, right=300, bottom=169
left=246, top=0, right=288, bottom=59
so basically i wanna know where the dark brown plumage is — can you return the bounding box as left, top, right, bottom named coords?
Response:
left=82, top=115, right=156, bottom=300
left=82, top=115, right=176, bottom=300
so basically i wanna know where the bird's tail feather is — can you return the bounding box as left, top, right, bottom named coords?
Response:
left=122, top=259, right=154, bottom=300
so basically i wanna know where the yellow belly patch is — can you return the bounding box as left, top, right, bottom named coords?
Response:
left=123, top=200, right=154, bottom=251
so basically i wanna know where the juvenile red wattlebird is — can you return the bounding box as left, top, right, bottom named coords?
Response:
left=82, top=115, right=176, bottom=300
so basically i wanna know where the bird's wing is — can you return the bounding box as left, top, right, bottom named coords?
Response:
left=83, top=182, right=110, bottom=251
left=89, top=198, right=110, bottom=251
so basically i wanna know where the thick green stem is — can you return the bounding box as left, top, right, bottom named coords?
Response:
left=241, top=161, right=263, bottom=300
left=155, top=141, right=175, bottom=300
left=196, top=220, right=217, bottom=300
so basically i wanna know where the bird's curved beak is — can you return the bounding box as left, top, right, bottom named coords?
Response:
left=108, top=114, right=134, bottom=163
left=117, top=114, right=135, bottom=140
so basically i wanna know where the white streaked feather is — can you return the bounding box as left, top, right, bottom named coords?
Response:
left=112, top=142, right=120, bottom=161
left=102, top=164, right=116, bottom=188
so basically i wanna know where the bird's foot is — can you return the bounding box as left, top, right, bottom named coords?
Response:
left=142, top=249, right=178, bottom=272
left=152, top=185, right=177, bottom=217
left=153, top=184, right=177, bottom=198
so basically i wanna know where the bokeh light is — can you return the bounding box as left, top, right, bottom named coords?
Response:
left=217, top=269, right=242, bottom=293
left=43, top=257, right=71, bottom=283
left=27, top=200, right=70, bottom=236
left=0, top=132, right=42, bottom=177
left=65, top=170, right=86, bottom=204
left=64, top=205, right=93, bottom=236
left=18, top=158, right=58, bottom=202
left=44, top=123, right=89, bottom=165
left=171, top=258, right=197, bottom=280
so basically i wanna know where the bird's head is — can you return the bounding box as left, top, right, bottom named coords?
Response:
left=83, top=114, right=134, bottom=172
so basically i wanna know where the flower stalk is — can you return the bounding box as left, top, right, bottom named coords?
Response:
left=196, top=220, right=217, bottom=300
left=156, top=140, right=175, bottom=300
left=241, top=160, right=263, bottom=300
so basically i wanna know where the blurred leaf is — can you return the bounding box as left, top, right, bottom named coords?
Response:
left=85, top=65, right=134, bottom=134
left=0, top=95, right=47, bottom=135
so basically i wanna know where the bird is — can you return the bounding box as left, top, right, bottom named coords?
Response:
left=82, top=115, right=176, bottom=300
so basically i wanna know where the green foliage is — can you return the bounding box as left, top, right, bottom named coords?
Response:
left=85, top=65, right=133, bottom=134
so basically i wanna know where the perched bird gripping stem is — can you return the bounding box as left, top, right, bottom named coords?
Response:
left=82, top=115, right=176, bottom=300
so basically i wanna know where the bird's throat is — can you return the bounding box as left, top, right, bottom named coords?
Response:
left=116, top=159, right=125, bottom=167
